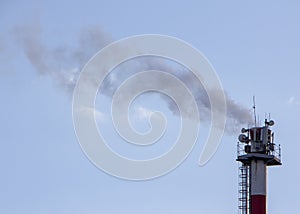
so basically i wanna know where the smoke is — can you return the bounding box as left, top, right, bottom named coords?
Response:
left=13, top=21, right=112, bottom=92
left=100, top=57, right=253, bottom=132
left=13, top=21, right=253, bottom=133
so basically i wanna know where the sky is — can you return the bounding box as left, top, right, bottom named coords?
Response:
left=1, top=0, right=300, bottom=213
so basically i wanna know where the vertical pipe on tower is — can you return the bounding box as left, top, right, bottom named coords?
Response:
left=250, top=160, right=267, bottom=214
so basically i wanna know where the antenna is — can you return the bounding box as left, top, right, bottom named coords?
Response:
left=265, top=113, right=267, bottom=120
left=253, top=96, right=257, bottom=126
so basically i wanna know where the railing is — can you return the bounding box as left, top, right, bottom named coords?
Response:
left=237, top=141, right=246, bottom=157
left=269, top=143, right=281, bottom=161
left=237, top=141, right=281, bottom=161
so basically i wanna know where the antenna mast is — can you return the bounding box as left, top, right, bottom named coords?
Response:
left=253, top=96, right=257, bottom=126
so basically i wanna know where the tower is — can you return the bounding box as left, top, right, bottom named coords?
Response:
left=237, top=119, right=281, bottom=214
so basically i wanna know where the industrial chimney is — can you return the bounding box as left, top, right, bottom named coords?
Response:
left=236, top=119, right=282, bottom=214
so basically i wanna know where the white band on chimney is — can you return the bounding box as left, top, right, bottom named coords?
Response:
left=251, top=160, right=267, bottom=196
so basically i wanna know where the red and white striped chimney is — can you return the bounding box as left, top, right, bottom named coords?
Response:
left=251, top=160, right=267, bottom=214
left=237, top=119, right=281, bottom=214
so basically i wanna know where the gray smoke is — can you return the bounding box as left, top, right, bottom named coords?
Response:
left=101, top=58, right=253, bottom=133
left=13, top=21, right=253, bottom=133
left=13, top=21, right=112, bottom=92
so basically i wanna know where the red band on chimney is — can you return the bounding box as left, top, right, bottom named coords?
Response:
left=251, top=195, right=266, bottom=214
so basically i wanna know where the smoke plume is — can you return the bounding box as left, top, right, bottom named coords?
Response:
left=13, top=21, right=112, bottom=92
left=13, top=21, right=253, bottom=133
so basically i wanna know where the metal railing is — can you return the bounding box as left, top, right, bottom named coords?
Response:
left=237, top=141, right=246, bottom=157
left=237, top=141, right=281, bottom=161
left=269, top=143, right=281, bottom=161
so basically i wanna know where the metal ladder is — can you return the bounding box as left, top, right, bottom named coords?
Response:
left=238, top=164, right=250, bottom=214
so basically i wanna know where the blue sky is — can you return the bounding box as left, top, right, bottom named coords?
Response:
left=1, top=0, right=300, bottom=213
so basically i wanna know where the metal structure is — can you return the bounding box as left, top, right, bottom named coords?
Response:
left=237, top=119, right=281, bottom=214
